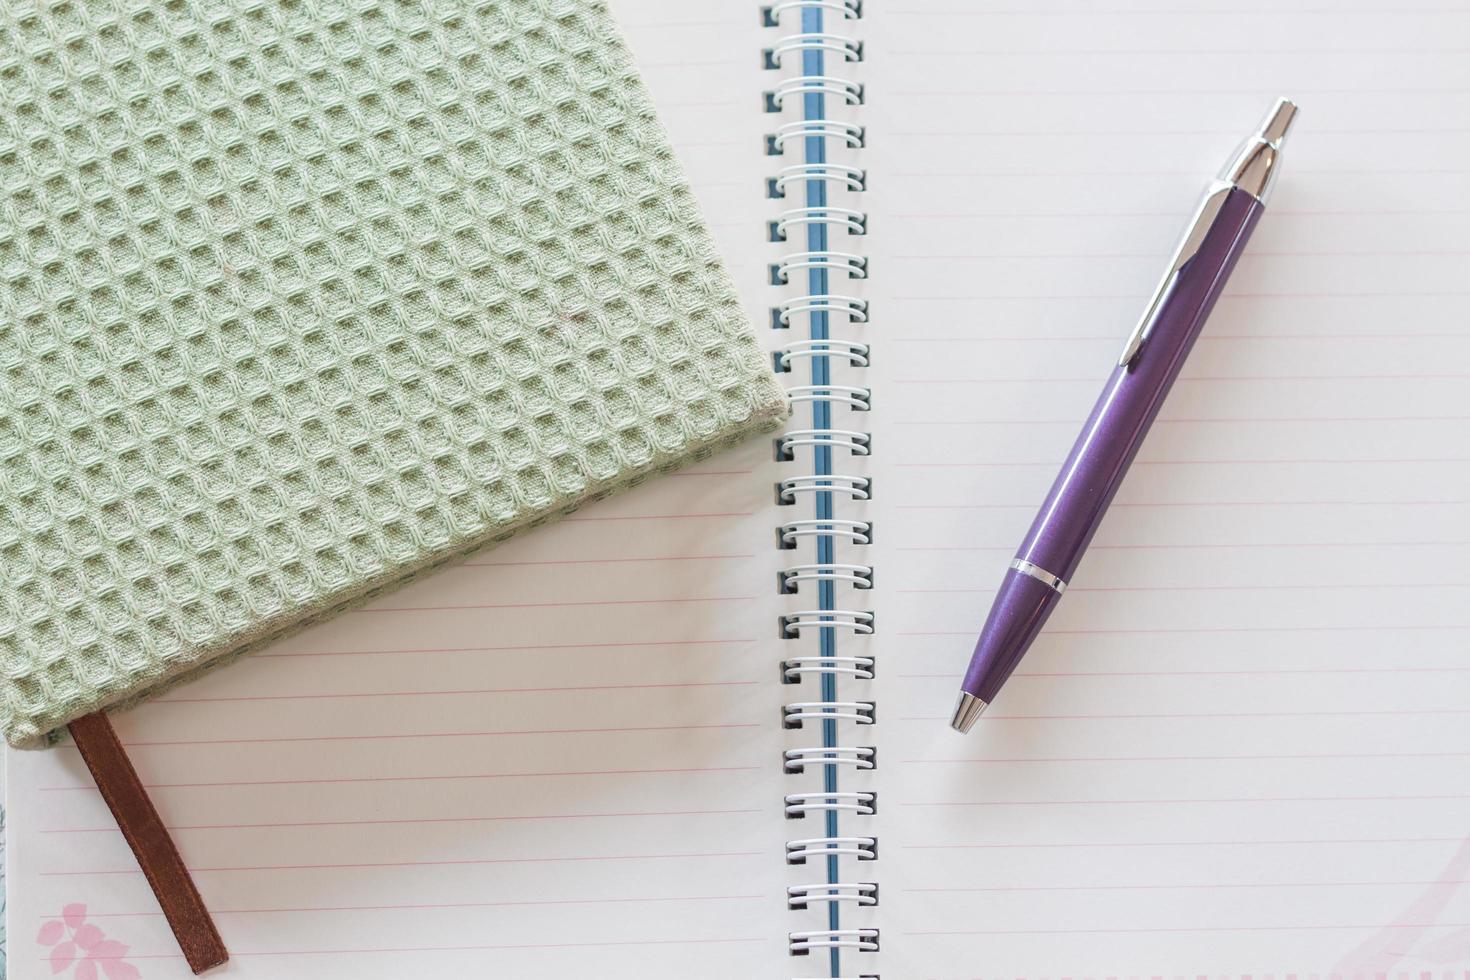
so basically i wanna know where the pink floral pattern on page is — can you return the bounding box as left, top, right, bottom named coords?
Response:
left=1333, top=833, right=1470, bottom=971
left=36, top=904, right=140, bottom=980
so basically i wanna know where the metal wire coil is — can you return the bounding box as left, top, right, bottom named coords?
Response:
left=766, top=2, right=875, bottom=971
left=788, top=929, right=880, bottom=954
left=787, top=881, right=878, bottom=908
left=783, top=746, right=875, bottom=776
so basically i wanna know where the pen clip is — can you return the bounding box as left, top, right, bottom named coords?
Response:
left=1117, top=181, right=1232, bottom=367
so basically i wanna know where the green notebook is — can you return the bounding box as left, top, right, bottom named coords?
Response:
left=0, top=0, right=788, bottom=747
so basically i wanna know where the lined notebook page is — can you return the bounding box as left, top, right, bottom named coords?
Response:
left=865, top=1, right=1470, bottom=974
left=6, top=3, right=796, bottom=977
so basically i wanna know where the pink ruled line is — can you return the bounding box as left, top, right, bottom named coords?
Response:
left=898, top=540, right=1469, bottom=551
left=629, top=52, right=743, bottom=66
left=890, top=291, right=1470, bottom=301
left=904, top=878, right=1470, bottom=893
left=887, top=208, right=1470, bottom=219
left=904, top=836, right=1469, bottom=851
left=891, top=246, right=1470, bottom=257
left=899, top=794, right=1470, bottom=807
left=896, top=457, right=1470, bottom=467
left=904, top=923, right=1470, bottom=937
left=97, top=936, right=765, bottom=960
left=151, top=680, right=757, bottom=705
left=648, top=98, right=745, bottom=109
left=256, top=637, right=754, bottom=660
left=892, top=11, right=1470, bottom=21
left=901, top=667, right=1470, bottom=679
left=893, top=331, right=1468, bottom=340
left=563, top=511, right=752, bottom=523
left=354, top=595, right=753, bottom=614
left=52, top=722, right=760, bottom=749
left=664, top=469, right=750, bottom=477
left=462, top=554, right=752, bottom=567
left=899, top=624, right=1470, bottom=637
left=895, top=168, right=1470, bottom=177
left=899, top=500, right=1465, bottom=509
left=45, top=807, right=762, bottom=834
left=897, top=583, right=1470, bottom=594
left=620, top=11, right=746, bottom=24
left=901, top=751, right=1470, bottom=764
left=898, top=709, right=1470, bottom=721
left=893, top=415, right=1470, bottom=424
left=636, top=138, right=739, bottom=149
left=40, top=850, right=764, bottom=876
left=40, top=764, right=760, bottom=792
left=892, top=41, right=1470, bottom=53
left=899, top=129, right=1470, bottom=142
left=894, top=374, right=1470, bottom=383
left=56, top=893, right=766, bottom=918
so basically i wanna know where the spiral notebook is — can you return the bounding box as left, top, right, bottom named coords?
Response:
left=9, top=0, right=1470, bottom=977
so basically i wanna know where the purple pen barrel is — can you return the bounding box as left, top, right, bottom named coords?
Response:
left=959, top=187, right=1263, bottom=709
left=953, top=97, right=1298, bottom=734
left=1020, top=187, right=1264, bottom=583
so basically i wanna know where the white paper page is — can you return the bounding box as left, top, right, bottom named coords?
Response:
left=6, top=3, right=798, bottom=977
left=862, top=1, right=1470, bottom=975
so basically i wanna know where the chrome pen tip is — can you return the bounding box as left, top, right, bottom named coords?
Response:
left=1257, top=97, right=1299, bottom=147
left=949, top=691, right=988, bottom=734
left=1223, top=97, right=1300, bottom=203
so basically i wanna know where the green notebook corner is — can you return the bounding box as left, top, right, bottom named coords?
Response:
left=0, top=0, right=788, bottom=746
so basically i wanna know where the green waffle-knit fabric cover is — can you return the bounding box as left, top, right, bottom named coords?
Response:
left=0, top=0, right=788, bottom=745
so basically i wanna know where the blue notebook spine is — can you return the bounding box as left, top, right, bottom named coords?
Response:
left=762, top=2, right=878, bottom=977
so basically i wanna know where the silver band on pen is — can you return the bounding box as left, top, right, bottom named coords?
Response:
left=1010, top=558, right=1067, bottom=594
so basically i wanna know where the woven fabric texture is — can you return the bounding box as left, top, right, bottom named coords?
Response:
left=0, top=0, right=787, bottom=745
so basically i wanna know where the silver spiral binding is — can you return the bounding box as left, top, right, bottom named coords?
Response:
left=779, top=562, right=873, bottom=592
left=764, top=0, right=862, bottom=22
left=786, top=836, right=878, bottom=863
left=789, top=930, right=880, bottom=954
left=773, top=249, right=868, bottom=282
left=778, top=473, right=870, bottom=502
left=774, top=206, right=868, bottom=239
left=778, top=518, right=871, bottom=548
left=783, top=745, right=875, bottom=773
left=769, top=162, right=867, bottom=197
left=782, top=655, right=874, bottom=681
left=788, top=882, right=878, bottom=908
left=769, top=119, right=865, bottom=155
left=780, top=610, right=874, bottom=637
left=764, top=1, right=875, bottom=970
left=782, top=384, right=869, bottom=410
left=764, top=33, right=863, bottom=68
left=775, top=339, right=869, bottom=370
left=785, top=791, right=876, bottom=816
left=777, top=429, right=871, bottom=460
left=783, top=701, right=875, bottom=728
left=773, top=294, right=868, bottom=327
left=768, top=75, right=864, bottom=110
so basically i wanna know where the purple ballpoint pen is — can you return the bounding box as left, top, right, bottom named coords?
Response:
left=951, top=98, right=1299, bottom=733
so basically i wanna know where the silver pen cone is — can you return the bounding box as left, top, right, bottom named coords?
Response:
left=1221, top=97, right=1298, bottom=203
left=950, top=691, right=988, bottom=734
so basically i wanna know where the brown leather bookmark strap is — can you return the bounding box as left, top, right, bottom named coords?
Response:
left=68, top=711, right=229, bottom=974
